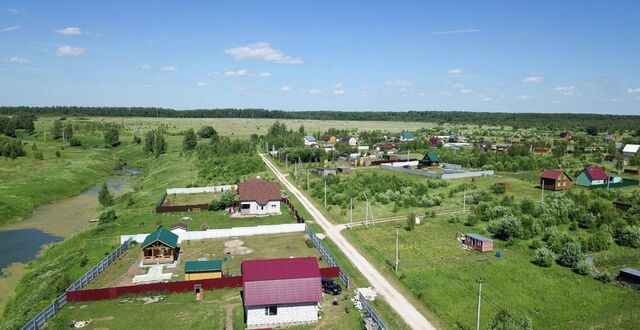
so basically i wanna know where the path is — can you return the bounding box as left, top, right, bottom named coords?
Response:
left=260, top=154, right=436, bottom=330
left=225, top=303, right=239, bottom=330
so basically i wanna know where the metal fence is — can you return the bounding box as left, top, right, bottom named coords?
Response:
left=20, top=238, right=134, bottom=330
left=358, top=291, right=390, bottom=330
left=304, top=226, right=349, bottom=289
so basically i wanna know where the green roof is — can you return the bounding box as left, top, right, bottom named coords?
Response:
left=184, top=260, right=223, bottom=273
left=401, top=132, right=414, bottom=139
left=141, top=227, right=178, bottom=249
left=426, top=152, right=439, bottom=162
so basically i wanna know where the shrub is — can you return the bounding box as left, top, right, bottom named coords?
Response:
left=198, top=126, right=218, bottom=139
left=405, top=212, right=416, bottom=231
left=448, top=214, right=462, bottom=224
left=559, top=241, right=583, bottom=268
left=182, top=128, right=197, bottom=151
left=209, top=190, right=236, bottom=211
left=98, top=182, right=114, bottom=207
left=69, top=137, right=82, bottom=146
left=573, top=260, right=591, bottom=275
left=34, top=151, right=43, bottom=160
left=98, top=209, right=117, bottom=224
left=586, top=228, right=612, bottom=252
left=594, top=272, right=614, bottom=283
left=617, top=225, right=640, bottom=248
left=529, top=238, right=543, bottom=250
left=104, top=127, right=120, bottom=147
left=490, top=182, right=506, bottom=194
left=132, top=135, right=141, bottom=144
left=487, top=215, right=523, bottom=241
left=55, top=150, right=61, bottom=158
left=532, top=247, right=555, bottom=267
left=488, top=310, right=532, bottom=330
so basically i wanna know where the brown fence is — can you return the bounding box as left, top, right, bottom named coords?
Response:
left=155, top=191, right=210, bottom=213
left=282, top=197, right=304, bottom=223
left=66, top=267, right=340, bottom=303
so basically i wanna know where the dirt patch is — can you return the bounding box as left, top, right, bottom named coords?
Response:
left=224, top=239, right=244, bottom=248
left=223, top=239, right=254, bottom=255
left=225, top=303, right=239, bottom=330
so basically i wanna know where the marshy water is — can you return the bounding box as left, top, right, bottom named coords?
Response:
left=0, top=175, right=135, bottom=310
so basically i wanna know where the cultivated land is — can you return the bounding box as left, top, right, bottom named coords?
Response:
left=1, top=115, right=639, bottom=329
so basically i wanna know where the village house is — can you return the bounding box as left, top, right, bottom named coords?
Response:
left=399, top=132, right=415, bottom=142
left=320, top=134, right=336, bottom=143
left=539, top=169, right=573, bottom=191
left=604, top=134, right=617, bottom=143
left=464, top=233, right=493, bottom=252
left=376, top=143, right=398, bottom=154
left=317, top=168, right=336, bottom=176
left=428, top=136, right=441, bottom=148
left=576, top=167, right=609, bottom=187
left=141, top=227, right=179, bottom=265
left=303, top=136, right=317, bottom=146
left=242, top=257, right=323, bottom=328
left=237, top=179, right=282, bottom=215
left=337, top=135, right=358, bottom=146
left=623, top=144, right=639, bottom=157
left=618, top=268, right=640, bottom=286
left=418, top=152, right=439, bottom=168
left=560, top=131, right=572, bottom=140
left=184, top=259, right=223, bottom=280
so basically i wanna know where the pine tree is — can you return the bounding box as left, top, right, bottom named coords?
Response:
left=98, top=182, right=114, bottom=207
left=182, top=128, right=197, bottom=151
left=51, top=120, right=63, bottom=139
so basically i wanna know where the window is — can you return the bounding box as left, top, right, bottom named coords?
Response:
left=241, top=203, right=250, bottom=209
left=265, top=305, right=277, bottom=316
left=261, top=205, right=265, bottom=210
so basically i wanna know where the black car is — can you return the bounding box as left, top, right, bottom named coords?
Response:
left=321, top=277, right=342, bottom=295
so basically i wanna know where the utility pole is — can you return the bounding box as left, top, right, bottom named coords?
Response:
left=324, top=178, right=327, bottom=207
left=349, top=197, right=353, bottom=228
left=395, top=226, right=400, bottom=273
left=463, top=190, right=467, bottom=214
left=476, top=279, right=483, bottom=330
left=285, top=153, right=288, bottom=170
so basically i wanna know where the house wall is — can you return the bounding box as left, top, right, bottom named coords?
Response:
left=246, top=303, right=318, bottom=327
left=575, top=172, right=592, bottom=186
left=185, top=271, right=222, bottom=281
left=241, top=201, right=281, bottom=215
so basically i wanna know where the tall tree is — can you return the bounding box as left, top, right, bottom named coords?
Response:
left=98, top=182, right=114, bottom=207
left=63, top=122, right=74, bottom=140
left=143, top=130, right=154, bottom=154
left=153, top=129, right=167, bottom=156
left=51, top=119, right=63, bottom=139
left=182, top=128, right=197, bottom=151
left=104, top=127, right=120, bottom=147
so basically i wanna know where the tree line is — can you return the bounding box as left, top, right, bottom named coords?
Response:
left=2, top=106, right=640, bottom=131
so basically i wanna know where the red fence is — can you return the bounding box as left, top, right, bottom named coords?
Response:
left=66, top=267, right=340, bottom=302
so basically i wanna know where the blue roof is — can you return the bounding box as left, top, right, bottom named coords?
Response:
left=401, top=132, right=414, bottom=139
left=466, top=233, right=492, bottom=242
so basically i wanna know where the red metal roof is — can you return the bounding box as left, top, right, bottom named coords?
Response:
left=242, top=257, right=322, bottom=307
left=584, top=167, right=608, bottom=181
left=237, top=179, right=282, bottom=205
left=540, top=169, right=570, bottom=180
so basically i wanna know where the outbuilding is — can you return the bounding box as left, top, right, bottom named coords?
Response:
left=418, top=152, right=439, bottom=168
left=242, top=257, right=322, bottom=328
left=539, top=169, right=573, bottom=191
left=184, top=259, right=223, bottom=280
left=141, top=227, right=179, bottom=265
left=623, top=144, right=639, bottom=157
left=464, top=233, right=493, bottom=252
left=399, top=132, right=415, bottom=142
left=304, top=136, right=317, bottom=146
left=237, top=179, right=282, bottom=216
left=576, top=167, right=609, bottom=187
left=618, top=268, right=640, bottom=286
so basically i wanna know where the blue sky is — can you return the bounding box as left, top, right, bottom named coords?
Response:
left=1, top=1, right=639, bottom=114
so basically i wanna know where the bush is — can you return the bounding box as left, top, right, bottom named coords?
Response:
left=98, top=182, right=114, bottom=207
left=55, top=150, right=61, bottom=158
left=586, top=228, right=612, bottom=252
left=532, top=247, right=555, bottom=267
left=132, top=135, right=141, bottom=144
left=490, top=182, right=507, bottom=194
left=488, top=310, right=532, bottom=330
left=209, top=190, right=236, bottom=211
left=405, top=212, right=416, bottom=231
left=98, top=209, right=117, bottom=224
left=594, top=272, right=614, bottom=283
left=617, top=225, right=640, bottom=248
left=198, top=126, right=218, bottom=139
left=34, top=151, right=43, bottom=160
left=573, top=260, right=591, bottom=275
left=487, top=215, right=523, bottom=241
left=529, top=238, right=543, bottom=250
left=448, top=214, right=462, bottom=224
left=559, top=241, right=583, bottom=268
left=69, top=137, right=82, bottom=146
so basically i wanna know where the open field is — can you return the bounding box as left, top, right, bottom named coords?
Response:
left=162, top=192, right=221, bottom=206
left=343, top=219, right=640, bottom=329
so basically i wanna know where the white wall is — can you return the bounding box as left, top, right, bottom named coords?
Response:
left=246, top=303, right=318, bottom=327
left=121, top=223, right=305, bottom=244
left=241, top=201, right=280, bottom=215
left=381, top=161, right=419, bottom=167
left=166, top=185, right=234, bottom=195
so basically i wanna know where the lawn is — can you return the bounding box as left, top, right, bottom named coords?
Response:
left=162, top=191, right=221, bottom=206
left=343, top=218, right=640, bottom=329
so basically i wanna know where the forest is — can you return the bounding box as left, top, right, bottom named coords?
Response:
left=2, top=106, right=640, bottom=131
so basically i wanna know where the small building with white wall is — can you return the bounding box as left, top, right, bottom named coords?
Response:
left=242, top=257, right=322, bottom=328
left=237, top=179, right=282, bottom=215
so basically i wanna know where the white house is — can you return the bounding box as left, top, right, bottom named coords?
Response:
left=304, top=136, right=317, bottom=146
left=623, top=144, right=639, bottom=157
left=242, top=257, right=322, bottom=328
left=338, top=135, right=358, bottom=146
left=237, top=179, right=282, bottom=215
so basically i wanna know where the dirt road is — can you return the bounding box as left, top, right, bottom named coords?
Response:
left=260, top=154, right=436, bottom=330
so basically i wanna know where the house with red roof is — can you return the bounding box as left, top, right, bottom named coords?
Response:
left=237, top=179, right=282, bottom=215
left=540, top=169, right=573, bottom=191
left=241, top=257, right=322, bottom=328
left=576, top=167, right=609, bottom=187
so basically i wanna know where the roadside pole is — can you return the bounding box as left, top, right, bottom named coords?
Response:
left=395, top=226, right=400, bottom=273
left=476, top=279, right=483, bottom=330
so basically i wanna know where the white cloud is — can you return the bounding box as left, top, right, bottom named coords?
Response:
left=55, top=27, right=83, bottom=35
left=333, top=90, right=345, bottom=95
left=439, top=91, right=453, bottom=96
left=626, top=87, right=640, bottom=94
left=481, top=96, right=493, bottom=101
left=259, top=72, right=272, bottom=77
left=555, top=85, right=575, bottom=95
left=447, top=68, right=464, bottom=75
left=223, top=69, right=248, bottom=76
left=386, top=78, right=413, bottom=87
left=308, top=89, right=323, bottom=94
left=517, top=95, right=530, bottom=100
left=280, top=86, right=291, bottom=92
left=196, top=82, right=208, bottom=87
left=159, top=66, right=178, bottom=72
left=224, top=42, right=303, bottom=64
left=56, top=46, right=86, bottom=57
left=521, top=76, right=544, bottom=84
left=451, top=83, right=465, bottom=89
left=459, top=89, right=472, bottom=94
left=5, top=57, right=28, bottom=64
left=1, top=25, right=20, bottom=32
left=333, top=83, right=343, bottom=88
left=431, top=29, right=480, bottom=35
left=141, top=64, right=153, bottom=70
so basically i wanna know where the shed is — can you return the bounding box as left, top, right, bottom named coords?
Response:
left=418, top=152, right=439, bottom=168
left=576, top=167, right=609, bottom=187
left=464, top=233, right=493, bottom=252
left=539, top=169, right=573, bottom=191
left=618, top=268, right=640, bottom=286
left=242, top=257, right=322, bottom=328
left=184, top=259, right=223, bottom=280
left=141, top=227, right=179, bottom=264
left=623, top=144, right=639, bottom=157
left=336, top=166, right=351, bottom=173
left=399, top=132, right=415, bottom=142
left=317, top=168, right=336, bottom=177
left=303, top=136, right=317, bottom=146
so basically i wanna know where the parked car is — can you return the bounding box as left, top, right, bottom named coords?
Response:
left=321, top=277, right=342, bottom=295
